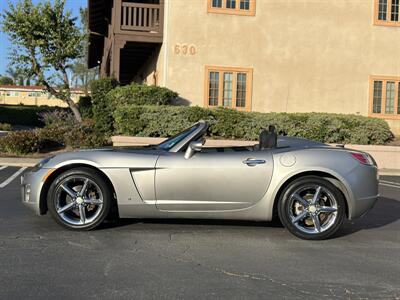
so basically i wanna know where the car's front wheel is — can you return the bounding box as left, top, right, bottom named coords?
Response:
left=278, top=176, right=346, bottom=240
left=47, top=167, right=112, bottom=230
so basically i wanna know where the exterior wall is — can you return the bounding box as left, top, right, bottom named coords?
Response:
left=157, top=0, right=400, bottom=134
left=134, top=47, right=164, bottom=85
left=0, top=88, right=83, bottom=107
left=386, top=119, right=400, bottom=135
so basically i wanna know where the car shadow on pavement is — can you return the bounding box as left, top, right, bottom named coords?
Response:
left=100, top=197, right=400, bottom=238
left=100, top=217, right=283, bottom=231
left=336, top=197, right=400, bottom=237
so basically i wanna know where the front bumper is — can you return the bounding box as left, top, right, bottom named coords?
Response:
left=21, top=168, right=51, bottom=215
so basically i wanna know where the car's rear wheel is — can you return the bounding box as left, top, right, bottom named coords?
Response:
left=47, top=167, right=112, bottom=230
left=278, top=176, right=346, bottom=240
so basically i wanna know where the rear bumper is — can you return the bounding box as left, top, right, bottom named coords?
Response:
left=21, top=168, right=49, bottom=215
left=351, top=195, right=378, bottom=219
left=346, top=165, right=379, bottom=219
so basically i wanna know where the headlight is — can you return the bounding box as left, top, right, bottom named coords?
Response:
left=31, top=156, right=54, bottom=172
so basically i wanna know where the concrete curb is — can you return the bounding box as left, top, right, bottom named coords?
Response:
left=379, top=169, right=400, bottom=176
left=0, top=158, right=40, bottom=167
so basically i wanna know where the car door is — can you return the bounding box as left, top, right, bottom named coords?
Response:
left=155, top=149, right=273, bottom=211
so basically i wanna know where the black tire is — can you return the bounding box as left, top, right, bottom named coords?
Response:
left=47, top=167, right=112, bottom=230
left=278, top=176, right=346, bottom=240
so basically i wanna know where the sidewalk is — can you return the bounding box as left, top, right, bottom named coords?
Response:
left=0, top=157, right=41, bottom=167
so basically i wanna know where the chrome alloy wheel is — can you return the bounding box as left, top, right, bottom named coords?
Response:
left=287, top=185, right=338, bottom=234
left=54, top=176, right=104, bottom=226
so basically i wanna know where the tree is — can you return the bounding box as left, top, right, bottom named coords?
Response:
left=0, top=76, right=14, bottom=85
left=5, top=67, right=21, bottom=85
left=6, top=66, right=35, bottom=86
left=1, top=0, right=84, bottom=122
left=71, top=8, right=98, bottom=96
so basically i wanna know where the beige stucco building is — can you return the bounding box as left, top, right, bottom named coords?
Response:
left=0, top=85, right=84, bottom=107
left=88, top=0, right=400, bottom=134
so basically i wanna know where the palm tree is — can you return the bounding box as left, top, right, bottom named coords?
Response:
left=5, top=66, right=37, bottom=86
left=70, top=7, right=98, bottom=95
left=5, top=67, right=22, bottom=85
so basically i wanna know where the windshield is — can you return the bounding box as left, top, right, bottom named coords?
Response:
left=156, top=124, right=200, bottom=151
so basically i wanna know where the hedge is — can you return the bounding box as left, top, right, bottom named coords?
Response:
left=107, top=83, right=178, bottom=106
left=90, top=79, right=179, bottom=136
left=0, top=123, right=107, bottom=155
left=0, top=130, right=42, bottom=155
left=0, top=110, right=108, bottom=155
left=78, top=96, right=93, bottom=118
left=0, top=105, right=62, bottom=127
left=0, top=123, right=12, bottom=131
left=113, top=105, right=394, bottom=145
left=91, top=78, right=119, bottom=135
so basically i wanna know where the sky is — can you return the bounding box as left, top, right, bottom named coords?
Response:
left=0, top=0, right=86, bottom=77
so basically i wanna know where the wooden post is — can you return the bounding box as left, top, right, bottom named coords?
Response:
left=114, top=0, right=123, bottom=34
left=159, top=0, right=165, bottom=35
left=111, top=39, right=126, bottom=81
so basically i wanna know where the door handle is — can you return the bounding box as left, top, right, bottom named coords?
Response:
left=243, top=158, right=266, bottom=166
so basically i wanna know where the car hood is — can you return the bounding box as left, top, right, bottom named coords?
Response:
left=42, top=146, right=164, bottom=169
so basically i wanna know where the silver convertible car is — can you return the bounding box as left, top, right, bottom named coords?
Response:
left=21, top=121, right=379, bottom=240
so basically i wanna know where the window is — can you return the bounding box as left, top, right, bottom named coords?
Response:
left=374, top=0, right=400, bottom=26
left=373, top=81, right=382, bottom=113
left=236, top=73, right=247, bottom=107
left=398, top=82, right=400, bottom=114
left=212, top=0, right=222, bottom=8
left=208, top=72, right=219, bottom=106
left=385, top=81, right=395, bottom=113
left=391, top=0, right=399, bottom=21
left=207, top=0, right=256, bottom=16
left=369, top=76, right=400, bottom=119
left=226, top=0, right=236, bottom=9
left=240, top=0, right=250, bottom=10
left=5, top=91, right=19, bottom=97
left=223, top=72, right=233, bottom=107
left=205, top=66, right=252, bottom=111
left=28, top=91, right=42, bottom=97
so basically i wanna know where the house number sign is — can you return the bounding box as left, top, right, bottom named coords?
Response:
left=174, top=44, right=197, bottom=56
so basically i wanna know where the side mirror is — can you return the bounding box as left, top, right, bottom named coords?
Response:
left=184, top=140, right=203, bottom=159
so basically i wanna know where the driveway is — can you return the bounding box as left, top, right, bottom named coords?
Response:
left=0, top=166, right=399, bottom=299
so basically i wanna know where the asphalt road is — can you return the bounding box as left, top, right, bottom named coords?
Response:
left=0, top=166, right=399, bottom=300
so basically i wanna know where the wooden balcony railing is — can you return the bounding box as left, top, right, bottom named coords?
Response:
left=120, top=2, right=161, bottom=32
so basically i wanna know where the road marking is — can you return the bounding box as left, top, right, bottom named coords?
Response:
left=379, top=183, right=400, bottom=189
left=0, top=166, right=7, bottom=171
left=379, top=180, right=400, bottom=187
left=0, top=167, right=27, bottom=188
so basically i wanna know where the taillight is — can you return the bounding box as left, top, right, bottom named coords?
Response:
left=350, top=152, right=374, bottom=166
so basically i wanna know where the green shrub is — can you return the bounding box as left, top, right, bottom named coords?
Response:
left=107, top=83, right=178, bottom=106
left=0, top=111, right=108, bottom=154
left=78, top=96, right=93, bottom=118
left=64, top=120, right=107, bottom=149
left=114, top=105, right=213, bottom=137
left=0, top=123, right=12, bottom=131
left=38, top=110, right=77, bottom=128
left=38, top=112, right=107, bottom=149
left=113, top=105, right=394, bottom=145
left=91, top=78, right=119, bottom=136
left=36, top=126, right=70, bottom=145
left=0, top=76, right=14, bottom=85
left=0, top=130, right=42, bottom=154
